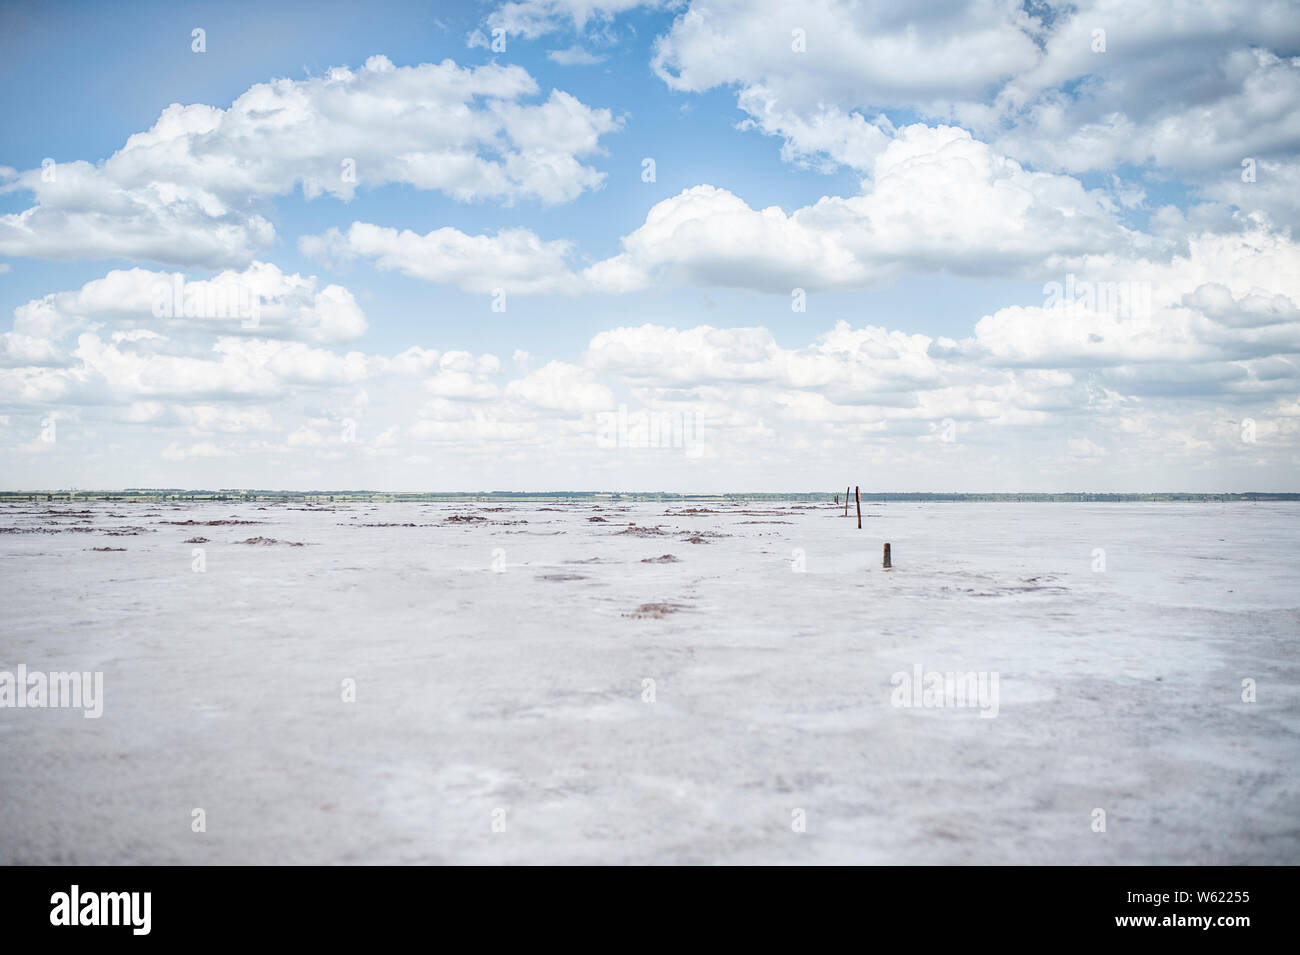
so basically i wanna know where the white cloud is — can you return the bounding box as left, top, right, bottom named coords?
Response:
left=0, top=332, right=64, bottom=368
left=4, top=285, right=1298, bottom=487
left=1198, top=158, right=1300, bottom=231
left=971, top=227, right=1300, bottom=377
left=642, top=0, right=1300, bottom=217
left=161, top=441, right=233, bottom=460
left=651, top=0, right=1041, bottom=110
left=735, top=89, right=894, bottom=172
left=985, top=45, right=1300, bottom=179
left=9, top=262, right=367, bottom=346
left=587, top=125, right=1142, bottom=292
left=505, top=360, right=614, bottom=412
left=547, top=45, right=609, bottom=65
left=0, top=56, right=622, bottom=268
left=586, top=322, right=941, bottom=398
left=301, top=223, right=581, bottom=294
left=3, top=5, right=1299, bottom=490
left=175, top=405, right=278, bottom=435
left=0, top=160, right=276, bottom=268
left=61, top=334, right=371, bottom=403
left=425, top=351, right=503, bottom=401
left=486, top=0, right=663, bottom=39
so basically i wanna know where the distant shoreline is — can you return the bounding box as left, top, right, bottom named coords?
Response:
left=4, top=490, right=1299, bottom=503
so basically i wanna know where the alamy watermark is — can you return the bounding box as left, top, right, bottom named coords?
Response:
left=890, top=664, right=999, bottom=718
left=50, top=885, right=150, bottom=935
left=0, top=665, right=103, bottom=718
left=152, top=275, right=261, bottom=328
left=1043, top=274, right=1151, bottom=321
left=596, top=405, right=704, bottom=455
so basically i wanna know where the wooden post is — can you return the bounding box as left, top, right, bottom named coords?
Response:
left=855, top=486, right=861, bottom=529
left=844, top=487, right=850, bottom=517
left=882, top=542, right=892, bottom=568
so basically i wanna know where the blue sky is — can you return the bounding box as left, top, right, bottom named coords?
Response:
left=0, top=0, right=1030, bottom=355
left=2, top=0, right=1298, bottom=491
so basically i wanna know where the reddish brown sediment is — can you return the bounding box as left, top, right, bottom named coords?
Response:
left=159, top=519, right=263, bottom=526
left=347, top=522, right=436, bottom=527
left=623, top=602, right=689, bottom=619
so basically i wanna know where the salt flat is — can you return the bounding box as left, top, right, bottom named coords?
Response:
left=1, top=499, right=1297, bottom=865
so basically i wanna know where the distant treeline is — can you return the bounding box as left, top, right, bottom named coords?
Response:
left=2, top=489, right=1298, bottom=503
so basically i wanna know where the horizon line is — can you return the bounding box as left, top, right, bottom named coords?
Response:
left=4, top=489, right=1300, bottom=499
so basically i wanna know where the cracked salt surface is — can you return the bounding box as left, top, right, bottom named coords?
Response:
left=0, top=499, right=1297, bottom=864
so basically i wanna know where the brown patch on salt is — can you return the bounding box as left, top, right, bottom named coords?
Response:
left=238, top=536, right=305, bottom=546
left=184, top=537, right=210, bottom=543
left=0, top=526, right=96, bottom=534
left=624, top=602, right=688, bottom=619
left=349, top=522, right=435, bottom=527
left=617, top=524, right=669, bottom=537
left=641, top=554, right=681, bottom=563
left=160, top=519, right=263, bottom=526
left=91, top=547, right=126, bottom=552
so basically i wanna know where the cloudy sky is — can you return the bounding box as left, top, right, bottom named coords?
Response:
left=1, top=0, right=1298, bottom=492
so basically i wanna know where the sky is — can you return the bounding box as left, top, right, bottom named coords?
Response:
left=1, top=0, right=1298, bottom=492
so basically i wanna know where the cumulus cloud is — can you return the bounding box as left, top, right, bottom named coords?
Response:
left=4, top=281, right=1298, bottom=486
left=651, top=0, right=1041, bottom=111
left=301, top=223, right=581, bottom=294
left=587, top=126, right=1143, bottom=292
left=174, top=405, right=279, bottom=435
left=506, top=360, right=614, bottom=412
left=4, top=5, right=1299, bottom=489
left=965, top=227, right=1300, bottom=404
left=0, top=265, right=433, bottom=410
left=304, top=122, right=1139, bottom=298
left=425, top=351, right=503, bottom=401
left=466, top=1, right=1300, bottom=234
left=8, top=262, right=367, bottom=348
left=631, top=0, right=1300, bottom=234
left=0, top=56, right=621, bottom=267
left=1197, top=158, right=1300, bottom=232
